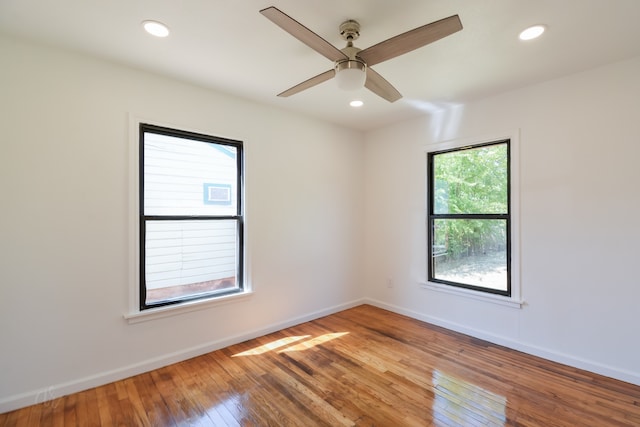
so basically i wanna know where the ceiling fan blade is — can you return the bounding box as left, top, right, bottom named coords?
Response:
left=277, top=69, right=335, bottom=97
left=359, top=15, right=462, bottom=67
left=365, top=68, right=402, bottom=102
left=260, top=6, right=348, bottom=62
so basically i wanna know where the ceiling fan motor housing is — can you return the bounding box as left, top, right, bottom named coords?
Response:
left=335, top=58, right=366, bottom=73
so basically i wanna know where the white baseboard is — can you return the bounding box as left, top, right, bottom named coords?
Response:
left=5, top=296, right=636, bottom=414
left=0, top=298, right=365, bottom=414
left=364, top=298, right=640, bottom=387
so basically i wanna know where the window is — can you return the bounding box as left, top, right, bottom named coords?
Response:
left=139, top=123, right=244, bottom=310
left=427, top=139, right=511, bottom=296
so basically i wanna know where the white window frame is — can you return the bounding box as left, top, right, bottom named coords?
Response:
left=421, top=130, right=522, bottom=308
left=124, top=116, right=252, bottom=323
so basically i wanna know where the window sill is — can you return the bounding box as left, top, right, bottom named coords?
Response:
left=420, top=281, right=524, bottom=309
left=124, top=290, right=253, bottom=324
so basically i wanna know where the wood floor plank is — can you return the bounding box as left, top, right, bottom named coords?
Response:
left=2, top=304, right=640, bottom=426
left=93, top=386, right=113, bottom=426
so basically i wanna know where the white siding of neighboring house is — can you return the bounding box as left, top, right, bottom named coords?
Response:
left=143, top=132, right=238, bottom=290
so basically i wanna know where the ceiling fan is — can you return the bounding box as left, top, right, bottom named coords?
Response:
left=260, top=6, right=463, bottom=102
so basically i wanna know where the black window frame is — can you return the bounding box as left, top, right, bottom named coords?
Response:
left=427, top=139, right=511, bottom=297
left=139, top=123, right=244, bottom=310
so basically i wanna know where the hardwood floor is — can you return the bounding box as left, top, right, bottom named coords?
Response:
left=2, top=304, right=640, bottom=426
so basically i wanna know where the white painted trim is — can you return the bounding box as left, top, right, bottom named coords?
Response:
left=124, top=290, right=254, bottom=324
left=364, top=298, right=640, bottom=387
left=422, top=129, right=522, bottom=306
left=5, top=297, right=638, bottom=412
left=419, top=281, right=524, bottom=308
left=126, top=113, right=253, bottom=320
left=0, top=298, right=366, bottom=413
left=128, top=113, right=141, bottom=313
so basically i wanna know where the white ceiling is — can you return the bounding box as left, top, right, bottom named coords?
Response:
left=1, top=0, right=639, bottom=131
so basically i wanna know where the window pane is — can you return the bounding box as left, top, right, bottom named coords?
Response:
left=432, top=219, right=507, bottom=292
left=144, top=219, right=239, bottom=305
left=433, top=143, right=507, bottom=215
left=144, top=132, right=237, bottom=216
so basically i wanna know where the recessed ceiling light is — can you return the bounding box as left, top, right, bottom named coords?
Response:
left=142, top=20, right=170, bottom=38
left=350, top=100, right=364, bottom=108
left=519, top=25, right=546, bottom=41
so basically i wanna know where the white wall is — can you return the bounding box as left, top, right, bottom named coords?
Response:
left=363, top=56, right=640, bottom=385
left=0, top=35, right=365, bottom=411
left=2, top=30, right=639, bottom=413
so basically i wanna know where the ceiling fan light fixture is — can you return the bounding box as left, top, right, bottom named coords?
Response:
left=335, top=59, right=366, bottom=91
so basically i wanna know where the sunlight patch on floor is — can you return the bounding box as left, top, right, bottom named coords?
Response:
left=232, top=336, right=310, bottom=357
left=232, top=332, right=350, bottom=357
left=278, top=332, right=349, bottom=353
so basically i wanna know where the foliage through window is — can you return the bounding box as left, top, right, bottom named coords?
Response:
left=427, top=140, right=510, bottom=296
left=140, top=124, right=244, bottom=310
